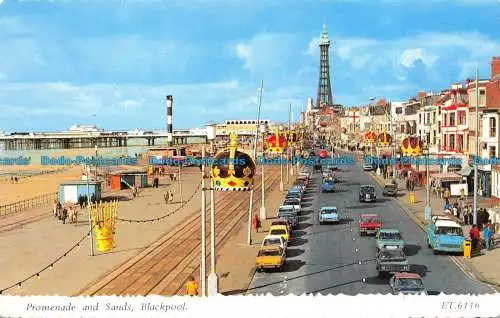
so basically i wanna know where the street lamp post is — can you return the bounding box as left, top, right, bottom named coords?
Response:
left=85, top=165, right=94, bottom=256
left=279, top=126, right=284, bottom=192
left=473, top=67, right=479, bottom=225
left=206, top=124, right=218, bottom=296
left=259, top=123, right=267, bottom=220
left=424, top=141, right=432, bottom=221
left=200, top=144, right=207, bottom=297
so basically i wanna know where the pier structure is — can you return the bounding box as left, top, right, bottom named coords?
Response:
left=0, top=130, right=213, bottom=151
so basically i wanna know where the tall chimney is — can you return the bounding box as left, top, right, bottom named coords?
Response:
left=166, top=95, right=173, bottom=146
left=492, top=56, right=500, bottom=80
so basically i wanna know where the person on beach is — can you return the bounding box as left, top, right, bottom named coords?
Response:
left=186, top=276, right=199, bottom=296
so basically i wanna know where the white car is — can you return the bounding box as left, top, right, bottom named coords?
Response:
left=283, top=198, right=301, bottom=213
left=363, top=163, right=373, bottom=171
left=261, top=235, right=288, bottom=250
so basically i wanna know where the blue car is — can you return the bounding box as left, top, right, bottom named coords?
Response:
left=322, top=178, right=334, bottom=192
left=427, top=216, right=464, bottom=254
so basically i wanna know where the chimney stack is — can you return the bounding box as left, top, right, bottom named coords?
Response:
left=492, top=56, right=500, bottom=80
left=166, top=95, right=173, bottom=146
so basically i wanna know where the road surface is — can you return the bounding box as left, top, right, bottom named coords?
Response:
left=247, top=158, right=494, bottom=295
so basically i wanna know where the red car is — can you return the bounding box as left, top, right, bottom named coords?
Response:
left=359, top=214, right=382, bottom=236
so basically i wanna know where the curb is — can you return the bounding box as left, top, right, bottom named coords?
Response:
left=367, top=170, right=500, bottom=292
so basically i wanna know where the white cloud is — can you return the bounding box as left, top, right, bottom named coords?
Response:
left=0, top=80, right=306, bottom=130
left=399, top=48, right=438, bottom=68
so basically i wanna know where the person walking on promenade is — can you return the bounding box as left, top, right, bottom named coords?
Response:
left=164, top=191, right=169, bottom=205
left=168, top=190, right=174, bottom=203
left=483, top=224, right=492, bottom=250
left=186, top=275, right=199, bottom=296
left=470, top=224, right=480, bottom=254
left=252, top=213, right=261, bottom=233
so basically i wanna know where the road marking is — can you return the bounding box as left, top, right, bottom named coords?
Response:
left=355, top=248, right=359, bottom=252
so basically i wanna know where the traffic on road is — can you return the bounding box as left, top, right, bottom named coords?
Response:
left=248, top=148, right=494, bottom=295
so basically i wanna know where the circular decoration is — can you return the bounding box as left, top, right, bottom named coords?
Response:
left=318, top=149, right=327, bottom=158
left=267, top=128, right=288, bottom=153
left=400, top=136, right=423, bottom=156
left=377, top=132, right=393, bottom=147
left=211, top=133, right=256, bottom=191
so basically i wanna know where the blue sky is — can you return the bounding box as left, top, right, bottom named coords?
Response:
left=0, top=0, right=499, bottom=132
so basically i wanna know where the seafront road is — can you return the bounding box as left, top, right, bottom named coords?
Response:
left=246, top=161, right=494, bottom=295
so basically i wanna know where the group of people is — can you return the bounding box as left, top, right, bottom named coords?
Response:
left=77, top=194, right=96, bottom=208
left=52, top=199, right=77, bottom=224
left=469, top=222, right=496, bottom=252
left=164, top=190, right=174, bottom=204
left=10, top=176, right=19, bottom=183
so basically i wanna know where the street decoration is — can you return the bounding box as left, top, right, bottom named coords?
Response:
left=318, top=149, right=328, bottom=158
left=364, top=131, right=378, bottom=143
left=90, top=200, right=119, bottom=252
left=211, top=133, right=256, bottom=191
left=401, top=136, right=423, bottom=156
left=377, top=132, right=393, bottom=147
left=266, top=128, right=288, bottom=153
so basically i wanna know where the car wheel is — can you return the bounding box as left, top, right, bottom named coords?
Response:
left=360, top=232, right=364, bottom=237
left=278, top=266, right=283, bottom=272
left=433, top=249, right=439, bottom=255
left=378, top=271, right=385, bottom=278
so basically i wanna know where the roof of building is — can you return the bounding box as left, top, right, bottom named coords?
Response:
left=110, top=168, right=147, bottom=175
left=60, top=180, right=102, bottom=185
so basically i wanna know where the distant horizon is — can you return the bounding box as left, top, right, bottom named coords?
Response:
left=0, top=0, right=498, bottom=131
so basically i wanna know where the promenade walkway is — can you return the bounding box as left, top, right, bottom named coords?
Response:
left=369, top=168, right=500, bottom=290
left=0, top=170, right=202, bottom=295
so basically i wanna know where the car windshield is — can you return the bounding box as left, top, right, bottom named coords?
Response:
left=321, top=209, right=337, bottom=214
left=258, top=249, right=281, bottom=256
left=362, top=187, right=375, bottom=193
left=270, top=229, right=286, bottom=235
left=436, top=226, right=463, bottom=236
left=263, top=238, right=282, bottom=246
left=271, top=221, right=288, bottom=227
left=379, top=250, right=405, bottom=260
left=284, top=199, right=299, bottom=205
left=361, top=216, right=379, bottom=223
left=396, top=278, right=424, bottom=290
left=380, top=232, right=402, bottom=240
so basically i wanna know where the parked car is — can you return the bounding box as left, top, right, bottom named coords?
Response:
left=286, top=190, right=302, bottom=203
left=383, top=183, right=398, bottom=196
left=283, top=198, right=301, bottom=213
left=359, top=185, right=376, bottom=202
left=327, top=164, right=338, bottom=171
left=318, top=206, right=340, bottom=224
left=255, top=246, right=286, bottom=272
left=261, top=234, right=288, bottom=250
left=359, top=214, right=382, bottom=236
left=271, top=219, right=292, bottom=233
left=427, top=216, right=464, bottom=254
left=362, top=162, right=373, bottom=171
left=322, top=178, right=335, bottom=192
left=376, top=228, right=405, bottom=253
left=278, top=206, right=298, bottom=228
left=376, top=249, right=410, bottom=277
left=294, top=179, right=307, bottom=190
left=289, top=185, right=304, bottom=195
left=389, top=273, right=428, bottom=295
left=268, top=224, right=290, bottom=241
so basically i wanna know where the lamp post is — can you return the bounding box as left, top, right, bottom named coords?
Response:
left=206, top=124, right=218, bottom=296
left=424, top=141, right=432, bottom=221
left=279, top=126, right=284, bottom=192
left=85, top=165, right=94, bottom=256
left=473, top=67, right=479, bottom=225
left=248, top=80, right=264, bottom=245
left=200, top=144, right=207, bottom=297
left=259, top=123, right=268, bottom=220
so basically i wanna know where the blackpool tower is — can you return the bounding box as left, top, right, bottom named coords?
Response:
left=316, top=24, right=334, bottom=108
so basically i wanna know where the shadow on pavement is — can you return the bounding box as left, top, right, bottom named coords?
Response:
left=344, top=182, right=361, bottom=186
left=364, top=275, right=389, bottom=285
left=296, top=222, right=313, bottom=230
left=286, top=248, right=305, bottom=258
left=338, top=217, right=354, bottom=225
left=301, top=198, right=314, bottom=203
left=332, top=189, right=350, bottom=193
left=103, top=195, right=132, bottom=201
left=301, top=203, right=313, bottom=208
left=282, top=260, right=306, bottom=272
left=410, top=264, right=429, bottom=277
left=298, top=216, right=310, bottom=223
left=375, top=198, right=391, bottom=203
left=405, top=244, right=421, bottom=256
left=288, top=238, right=308, bottom=247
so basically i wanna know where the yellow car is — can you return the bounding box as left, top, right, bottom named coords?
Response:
left=255, top=246, right=286, bottom=271
left=268, top=224, right=290, bottom=241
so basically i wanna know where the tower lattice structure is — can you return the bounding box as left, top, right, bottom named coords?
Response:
left=316, top=24, right=334, bottom=109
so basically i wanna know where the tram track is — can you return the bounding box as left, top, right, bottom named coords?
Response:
left=78, top=169, right=281, bottom=296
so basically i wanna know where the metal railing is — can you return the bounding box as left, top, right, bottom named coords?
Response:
left=0, top=192, right=59, bottom=217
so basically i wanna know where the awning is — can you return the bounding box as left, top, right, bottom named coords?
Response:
left=457, top=166, right=473, bottom=177
left=430, top=172, right=462, bottom=182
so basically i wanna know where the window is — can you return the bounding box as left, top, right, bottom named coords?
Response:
left=480, top=90, right=486, bottom=107
left=419, top=114, right=422, bottom=124
left=444, top=114, right=448, bottom=126
left=450, top=113, right=456, bottom=126
left=458, top=111, right=466, bottom=125
left=489, top=146, right=496, bottom=159
left=433, top=131, right=436, bottom=145
left=433, top=112, right=436, bottom=124
left=490, top=117, right=496, bottom=137
left=458, top=135, right=464, bottom=152
left=426, top=113, right=430, bottom=125
left=450, top=135, right=455, bottom=150
left=438, top=122, right=441, bottom=133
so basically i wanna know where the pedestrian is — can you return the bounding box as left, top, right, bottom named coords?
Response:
left=186, top=275, right=199, bottom=296
left=486, top=219, right=495, bottom=248
left=483, top=224, right=492, bottom=250
left=444, top=188, right=450, bottom=200
left=252, top=213, right=261, bottom=232
left=470, top=224, right=480, bottom=254
left=164, top=191, right=169, bottom=204
left=168, top=190, right=174, bottom=203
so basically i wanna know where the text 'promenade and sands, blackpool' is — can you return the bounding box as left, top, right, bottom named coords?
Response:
left=0, top=5, right=500, bottom=317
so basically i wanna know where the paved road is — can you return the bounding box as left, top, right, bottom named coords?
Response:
left=247, top=156, right=494, bottom=295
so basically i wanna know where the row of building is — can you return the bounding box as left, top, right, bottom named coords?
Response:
left=335, top=56, right=500, bottom=199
